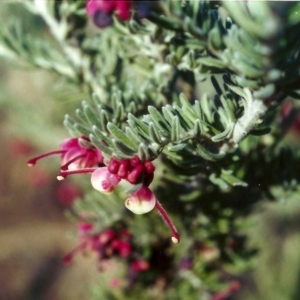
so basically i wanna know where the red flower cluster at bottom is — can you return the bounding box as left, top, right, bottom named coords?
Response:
left=63, top=222, right=149, bottom=280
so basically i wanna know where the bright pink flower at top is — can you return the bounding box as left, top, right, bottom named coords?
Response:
left=86, top=0, right=116, bottom=15
left=115, top=0, right=132, bottom=20
left=27, top=136, right=104, bottom=171
left=86, top=0, right=133, bottom=28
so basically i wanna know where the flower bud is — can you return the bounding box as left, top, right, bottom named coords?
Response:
left=125, top=186, right=156, bottom=214
left=91, top=167, right=120, bottom=194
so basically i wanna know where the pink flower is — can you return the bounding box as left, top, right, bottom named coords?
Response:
left=115, top=0, right=132, bottom=21
left=125, top=185, right=156, bottom=214
left=91, top=167, right=121, bottom=194
left=111, top=239, right=132, bottom=258
left=108, top=156, right=155, bottom=185
left=27, top=136, right=104, bottom=171
left=63, top=224, right=134, bottom=264
left=86, top=0, right=132, bottom=28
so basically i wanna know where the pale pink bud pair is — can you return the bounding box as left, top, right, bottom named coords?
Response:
left=91, top=167, right=121, bottom=194
left=91, top=168, right=156, bottom=214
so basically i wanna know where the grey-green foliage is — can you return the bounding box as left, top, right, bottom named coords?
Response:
left=150, top=1, right=300, bottom=98
left=64, top=77, right=246, bottom=163
left=2, top=1, right=300, bottom=183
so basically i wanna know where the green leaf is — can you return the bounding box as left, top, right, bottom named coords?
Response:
left=171, top=116, right=180, bottom=141
left=220, top=170, right=248, bottom=187
left=253, top=84, right=275, bottom=99
left=179, top=93, right=195, bottom=116
left=89, top=134, right=113, bottom=156
left=100, top=109, right=110, bottom=133
left=209, top=173, right=229, bottom=190
left=193, top=119, right=204, bottom=136
left=162, top=105, right=175, bottom=125
left=113, top=102, right=125, bottom=124
left=83, top=102, right=101, bottom=127
left=128, top=114, right=151, bottom=141
left=112, top=139, right=136, bottom=157
left=107, top=122, right=137, bottom=150
left=125, top=127, right=143, bottom=145
left=148, top=106, right=170, bottom=136
left=211, top=123, right=234, bottom=142
left=197, top=57, right=226, bottom=69
left=194, top=100, right=204, bottom=120
left=74, top=123, right=92, bottom=137
left=75, top=108, right=89, bottom=125
left=149, top=122, right=163, bottom=144
left=219, top=94, right=235, bottom=122
left=195, top=143, right=224, bottom=161
left=63, top=115, right=78, bottom=137
left=174, top=105, right=195, bottom=130
left=92, top=126, right=114, bottom=148
left=138, top=143, right=150, bottom=161
left=167, top=143, right=188, bottom=152
left=226, top=84, right=247, bottom=99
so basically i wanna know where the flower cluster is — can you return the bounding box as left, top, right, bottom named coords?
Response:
left=86, top=0, right=152, bottom=28
left=27, top=136, right=104, bottom=170
left=86, top=0, right=133, bottom=28
left=64, top=223, right=130, bottom=262
left=28, top=136, right=180, bottom=243
left=64, top=222, right=149, bottom=276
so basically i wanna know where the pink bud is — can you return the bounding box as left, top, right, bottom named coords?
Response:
left=118, top=160, right=130, bottom=178
left=125, top=186, right=156, bottom=214
left=130, top=156, right=140, bottom=167
left=127, top=164, right=144, bottom=183
left=144, top=161, right=155, bottom=173
left=91, top=167, right=120, bottom=194
left=99, top=229, right=115, bottom=244
left=115, top=0, right=132, bottom=21
left=86, top=0, right=116, bottom=16
left=108, top=158, right=120, bottom=174
left=111, top=239, right=132, bottom=257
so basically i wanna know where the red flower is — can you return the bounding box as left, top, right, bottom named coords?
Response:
left=86, top=0, right=133, bottom=28
left=27, top=136, right=104, bottom=171
left=63, top=223, right=134, bottom=264
left=91, top=167, right=121, bottom=194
